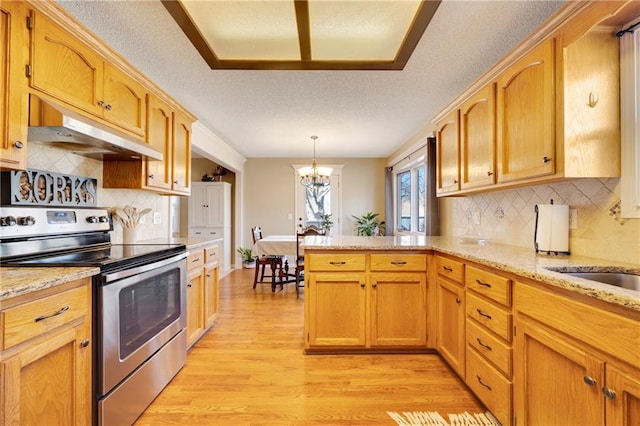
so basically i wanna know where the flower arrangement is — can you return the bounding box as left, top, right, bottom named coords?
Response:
left=202, top=165, right=228, bottom=182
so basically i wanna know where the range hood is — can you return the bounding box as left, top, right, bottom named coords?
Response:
left=28, top=97, right=163, bottom=161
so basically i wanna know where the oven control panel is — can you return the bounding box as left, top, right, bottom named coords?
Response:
left=0, top=207, right=111, bottom=238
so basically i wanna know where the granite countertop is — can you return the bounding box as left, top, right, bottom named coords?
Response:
left=0, top=267, right=100, bottom=301
left=302, top=235, right=640, bottom=312
left=139, top=237, right=223, bottom=251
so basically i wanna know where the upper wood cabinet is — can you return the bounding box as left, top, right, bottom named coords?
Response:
left=460, top=84, right=496, bottom=190
left=435, top=110, right=460, bottom=195
left=1, top=2, right=29, bottom=170
left=29, top=11, right=146, bottom=138
left=496, top=39, right=555, bottom=184
left=145, top=94, right=173, bottom=191
left=172, top=110, right=191, bottom=194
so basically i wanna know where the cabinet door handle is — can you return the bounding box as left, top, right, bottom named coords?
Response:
left=187, top=283, right=193, bottom=288
left=35, top=305, right=69, bottom=322
left=543, top=156, right=552, bottom=163
left=206, top=274, right=211, bottom=278
left=372, top=282, right=377, bottom=288
left=455, top=297, right=462, bottom=304
left=192, top=257, right=201, bottom=263
left=476, top=309, right=492, bottom=320
left=487, top=171, right=493, bottom=176
left=105, top=104, right=112, bottom=111
left=98, top=100, right=105, bottom=107
left=476, top=279, right=491, bottom=288
left=390, top=260, right=407, bottom=265
left=476, top=338, right=492, bottom=351
left=602, top=387, right=616, bottom=400
left=14, top=140, right=24, bottom=149
left=360, top=283, right=365, bottom=288
left=81, top=339, right=90, bottom=348
left=174, top=180, right=179, bottom=184
left=329, top=261, right=346, bottom=265
left=476, top=375, right=492, bottom=391
left=443, top=266, right=453, bottom=272
left=148, top=174, right=155, bottom=179
left=583, top=376, right=596, bottom=387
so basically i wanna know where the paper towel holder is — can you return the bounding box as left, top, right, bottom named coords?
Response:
left=534, top=199, right=571, bottom=256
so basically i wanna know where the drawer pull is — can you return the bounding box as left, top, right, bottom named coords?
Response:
left=443, top=266, right=453, bottom=272
left=81, top=339, right=90, bottom=348
left=583, top=376, right=596, bottom=387
left=329, top=261, right=346, bottom=265
left=602, top=387, right=616, bottom=400
left=192, top=257, right=201, bottom=263
left=390, top=261, right=407, bottom=265
left=476, top=279, right=491, bottom=288
left=476, top=338, right=492, bottom=351
left=476, top=375, right=492, bottom=391
left=476, top=308, right=492, bottom=320
left=360, top=283, right=366, bottom=288
left=35, top=305, right=69, bottom=322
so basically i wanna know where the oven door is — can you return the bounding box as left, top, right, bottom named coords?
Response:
left=99, top=253, right=187, bottom=395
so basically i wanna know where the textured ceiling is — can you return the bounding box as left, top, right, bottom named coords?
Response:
left=56, top=0, right=566, bottom=160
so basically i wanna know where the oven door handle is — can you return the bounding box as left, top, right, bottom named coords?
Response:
left=103, top=252, right=187, bottom=283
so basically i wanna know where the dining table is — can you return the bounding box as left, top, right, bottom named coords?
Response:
left=252, top=235, right=298, bottom=283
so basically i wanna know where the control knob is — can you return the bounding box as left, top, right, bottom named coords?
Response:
left=98, top=216, right=109, bottom=223
left=86, top=216, right=99, bottom=224
left=0, top=216, right=17, bottom=226
left=17, top=216, right=36, bottom=226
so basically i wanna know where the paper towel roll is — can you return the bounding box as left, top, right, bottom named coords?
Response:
left=535, top=203, right=569, bottom=253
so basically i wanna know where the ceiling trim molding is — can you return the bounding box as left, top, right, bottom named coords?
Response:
left=162, top=0, right=441, bottom=71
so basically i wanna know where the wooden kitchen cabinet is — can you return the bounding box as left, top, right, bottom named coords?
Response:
left=434, top=254, right=466, bottom=379
left=514, top=281, right=640, bottom=426
left=29, top=11, right=146, bottom=138
left=496, top=38, right=555, bottom=184
left=186, top=248, right=205, bottom=348
left=305, top=252, right=428, bottom=351
left=0, top=278, right=92, bottom=426
left=103, top=94, right=193, bottom=196
left=204, top=244, right=220, bottom=329
left=435, top=110, right=460, bottom=195
left=1, top=1, right=29, bottom=170
left=460, top=84, right=496, bottom=190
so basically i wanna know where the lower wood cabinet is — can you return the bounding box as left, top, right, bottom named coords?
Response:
left=0, top=278, right=93, bottom=425
left=436, top=276, right=465, bottom=377
left=514, top=281, right=640, bottom=426
left=185, top=243, right=220, bottom=349
left=304, top=252, right=428, bottom=351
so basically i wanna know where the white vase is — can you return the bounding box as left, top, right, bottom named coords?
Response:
left=123, top=227, right=137, bottom=244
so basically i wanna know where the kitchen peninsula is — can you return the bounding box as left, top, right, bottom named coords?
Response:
left=302, top=235, right=639, bottom=425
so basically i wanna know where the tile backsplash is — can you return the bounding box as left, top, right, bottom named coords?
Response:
left=443, top=178, right=640, bottom=265
left=27, top=142, right=170, bottom=243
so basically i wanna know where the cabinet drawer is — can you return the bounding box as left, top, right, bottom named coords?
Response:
left=466, top=319, right=512, bottom=378
left=435, top=255, right=464, bottom=283
left=2, top=285, right=88, bottom=350
left=188, top=249, right=205, bottom=270
left=466, top=346, right=512, bottom=426
left=308, top=254, right=366, bottom=272
left=370, top=254, right=426, bottom=271
left=466, top=292, right=512, bottom=342
left=205, top=245, right=219, bottom=263
left=466, top=265, right=512, bottom=307
left=188, top=227, right=223, bottom=238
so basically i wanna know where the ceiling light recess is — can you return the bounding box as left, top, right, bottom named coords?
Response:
left=162, top=0, right=441, bottom=70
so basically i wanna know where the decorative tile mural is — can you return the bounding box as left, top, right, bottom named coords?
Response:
left=27, top=142, right=170, bottom=243
left=444, top=178, right=640, bottom=265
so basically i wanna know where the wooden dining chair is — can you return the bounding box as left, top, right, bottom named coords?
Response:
left=294, top=228, right=323, bottom=298
left=251, top=226, right=285, bottom=292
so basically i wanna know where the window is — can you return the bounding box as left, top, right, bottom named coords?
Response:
left=395, top=163, right=426, bottom=233
left=293, top=165, right=343, bottom=234
left=302, top=185, right=330, bottom=229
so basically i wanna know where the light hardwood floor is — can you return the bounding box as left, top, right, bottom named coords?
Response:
left=135, top=268, right=485, bottom=425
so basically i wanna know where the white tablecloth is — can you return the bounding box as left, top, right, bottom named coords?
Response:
left=252, top=235, right=297, bottom=260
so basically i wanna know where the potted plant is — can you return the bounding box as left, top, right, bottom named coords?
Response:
left=352, top=212, right=385, bottom=236
left=320, top=213, right=333, bottom=234
left=237, top=247, right=255, bottom=268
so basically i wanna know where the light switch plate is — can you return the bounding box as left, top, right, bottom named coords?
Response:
left=153, top=211, right=161, bottom=225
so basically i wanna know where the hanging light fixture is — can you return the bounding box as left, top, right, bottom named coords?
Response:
left=300, top=136, right=332, bottom=188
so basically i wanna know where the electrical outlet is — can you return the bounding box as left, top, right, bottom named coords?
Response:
left=153, top=212, right=161, bottom=225
left=569, top=209, right=577, bottom=229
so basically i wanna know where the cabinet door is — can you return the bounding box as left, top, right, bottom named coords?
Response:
left=497, top=39, right=555, bottom=183
left=1, top=323, right=92, bottom=426
left=186, top=269, right=204, bottom=348
left=204, top=263, right=219, bottom=329
left=369, top=272, right=426, bottom=347
left=103, top=63, right=146, bottom=137
left=145, top=94, right=172, bottom=191
left=513, top=316, right=604, bottom=425
left=306, top=272, right=367, bottom=348
left=30, top=12, right=104, bottom=117
left=188, top=185, right=208, bottom=227
left=1, top=2, right=28, bottom=170
left=436, top=277, right=465, bottom=377
left=460, top=84, right=496, bottom=190
left=436, top=110, right=460, bottom=195
left=172, top=111, right=191, bottom=195
left=606, top=364, right=640, bottom=426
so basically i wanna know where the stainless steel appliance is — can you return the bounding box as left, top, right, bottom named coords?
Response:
left=0, top=206, right=187, bottom=426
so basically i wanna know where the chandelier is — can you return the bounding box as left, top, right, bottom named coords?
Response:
left=300, top=136, right=332, bottom=188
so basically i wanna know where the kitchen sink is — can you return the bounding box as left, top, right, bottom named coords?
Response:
left=546, top=269, right=640, bottom=291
